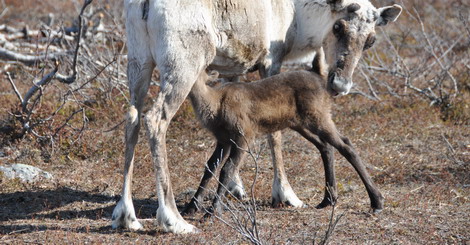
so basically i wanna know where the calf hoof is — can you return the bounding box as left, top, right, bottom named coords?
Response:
left=181, top=201, right=199, bottom=216
left=201, top=207, right=216, bottom=222
left=372, top=208, right=383, bottom=214
left=371, top=194, right=385, bottom=212
left=227, top=183, right=246, bottom=200
left=315, top=198, right=335, bottom=209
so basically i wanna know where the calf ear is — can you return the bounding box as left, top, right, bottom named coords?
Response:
left=207, top=70, right=219, bottom=81
left=377, top=4, right=402, bottom=26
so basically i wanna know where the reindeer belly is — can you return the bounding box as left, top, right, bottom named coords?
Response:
left=208, top=0, right=270, bottom=77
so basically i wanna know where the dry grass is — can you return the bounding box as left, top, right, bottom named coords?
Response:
left=1, top=0, right=469, bottom=244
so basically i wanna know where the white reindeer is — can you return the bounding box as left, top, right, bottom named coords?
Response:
left=112, top=0, right=402, bottom=233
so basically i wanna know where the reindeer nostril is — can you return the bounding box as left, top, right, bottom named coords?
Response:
left=328, top=72, right=335, bottom=84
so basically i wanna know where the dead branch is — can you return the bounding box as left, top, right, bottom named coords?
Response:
left=413, top=8, right=459, bottom=97
left=0, top=2, right=8, bottom=20
left=205, top=137, right=265, bottom=245
left=56, top=0, right=94, bottom=84
left=0, top=46, right=70, bottom=66
left=6, top=70, right=23, bottom=104
left=3, top=0, right=96, bottom=141
left=22, top=61, right=59, bottom=111
left=0, top=25, right=74, bottom=42
left=315, top=187, right=345, bottom=245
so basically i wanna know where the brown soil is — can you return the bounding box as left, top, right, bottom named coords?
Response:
left=0, top=0, right=469, bottom=244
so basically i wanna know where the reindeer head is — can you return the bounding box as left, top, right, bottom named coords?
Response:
left=324, top=0, right=402, bottom=96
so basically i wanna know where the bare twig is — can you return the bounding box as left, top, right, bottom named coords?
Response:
left=315, top=186, right=345, bottom=245
left=53, top=108, right=84, bottom=137
left=359, top=68, right=380, bottom=100
left=22, top=61, right=59, bottom=111
left=72, top=55, right=116, bottom=93
left=441, top=133, right=455, bottom=155
left=56, top=0, right=94, bottom=84
left=413, top=8, right=459, bottom=97
left=6, top=70, right=24, bottom=103
left=201, top=136, right=265, bottom=245
left=0, top=1, right=8, bottom=20
left=103, top=119, right=126, bottom=133
left=458, top=11, right=470, bottom=39
left=0, top=46, right=70, bottom=66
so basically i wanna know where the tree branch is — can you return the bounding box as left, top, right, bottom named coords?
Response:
left=56, top=0, right=94, bottom=84
left=22, top=61, right=59, bottom=112
left=6, top=70, right=24, bottom=104
left=0, top=46, right=70, bottom=66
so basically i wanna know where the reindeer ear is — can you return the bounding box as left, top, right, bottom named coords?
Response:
left=327, top=0, right=344, bottom=11
left=377, top=4, right=402, bottom=26
left=347, top=3, right=361, bottom=13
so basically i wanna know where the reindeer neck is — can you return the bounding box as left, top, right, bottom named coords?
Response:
left=286, top=0, right=345, bottom=60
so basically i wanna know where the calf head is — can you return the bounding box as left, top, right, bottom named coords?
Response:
left=325, top=0, right=402, bottom=96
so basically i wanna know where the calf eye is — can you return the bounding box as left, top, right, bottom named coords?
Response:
left=333, top=23, right=342, bottom=37
left=364, top=35, right=376, bottom=50
left=334, top=23, right=340, bottom=31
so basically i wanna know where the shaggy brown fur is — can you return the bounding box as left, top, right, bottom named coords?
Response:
left=184, top=69, right=384, bottom=215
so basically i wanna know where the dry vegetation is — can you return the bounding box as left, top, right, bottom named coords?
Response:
left=0, top=0, right=469, bottom=244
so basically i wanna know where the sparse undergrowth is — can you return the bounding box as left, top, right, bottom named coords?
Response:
left=1, top=0, right=469, bottom=244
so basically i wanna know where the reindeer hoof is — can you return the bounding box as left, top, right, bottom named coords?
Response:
left=156, top=206, right=199, bottom=234
left=112, top=199, right=143, bottom=230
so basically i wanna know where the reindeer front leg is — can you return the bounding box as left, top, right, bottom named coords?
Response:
left=111, top=58, right=153, bottom=230
left=269, top=131, right=305, bottom=208
left=144, top=84, right=198, bottom=234
left=260, top=61, right=305, bottom=208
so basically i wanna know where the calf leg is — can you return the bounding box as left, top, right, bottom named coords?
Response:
left=313, top=123, right=384, bottom=212
left=294, top=127, right=337, bottom=209
left=223, top=76, right=245, bottom=200
left=315, top=143, right=337, bottom=209
left=210, top=139, right=248, bottom=215
left=183, top=143, right=231, bottom=215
